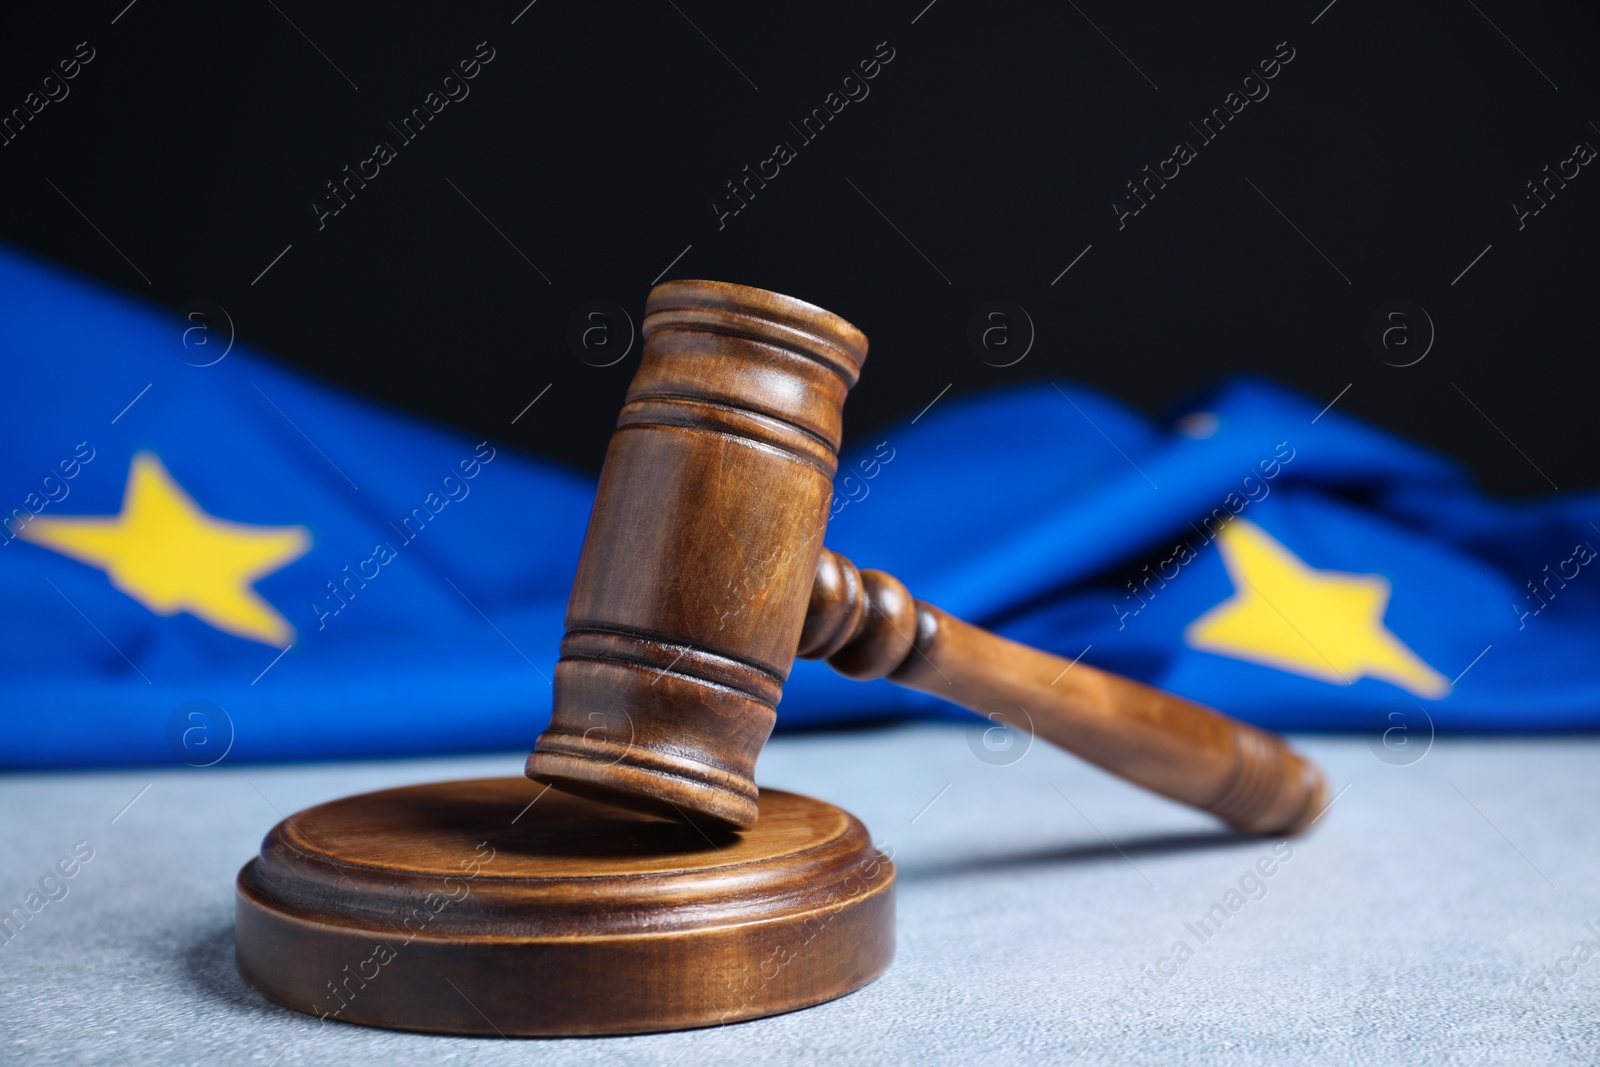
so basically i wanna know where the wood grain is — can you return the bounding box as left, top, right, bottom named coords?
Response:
left=800, top=550, right=1328, bottom=835
left=235, top=777, right=895, bottom=1035
left=526, top=280, right=869, bottom=830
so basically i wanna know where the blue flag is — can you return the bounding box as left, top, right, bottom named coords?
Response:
left=4, top=247, right=1596, bottom=769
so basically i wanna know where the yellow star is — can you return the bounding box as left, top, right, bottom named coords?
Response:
left=20, top=452, right=310, bottom=647
left=1185, top=519, right=1450, bottom=698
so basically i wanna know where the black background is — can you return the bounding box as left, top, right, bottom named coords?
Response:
left=2, top=1, right=1595, bottom=494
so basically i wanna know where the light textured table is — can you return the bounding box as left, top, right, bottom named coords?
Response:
left=3, top=724, right=1596, bottom=1065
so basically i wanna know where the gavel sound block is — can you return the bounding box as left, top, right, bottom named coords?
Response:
left=236, top=280, right=1325, bottom=1037
left=236, top=778, right=890, bottom=1035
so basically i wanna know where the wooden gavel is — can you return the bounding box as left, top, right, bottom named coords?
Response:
left=525, top=281, right=1326, bottom=836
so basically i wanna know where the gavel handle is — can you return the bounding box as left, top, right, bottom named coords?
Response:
left=798, top=549, right=1328, bottom=836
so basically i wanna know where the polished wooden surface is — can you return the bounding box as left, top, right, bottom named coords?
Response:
left=235, top=777, right=895, bottom=1036
left=526, top=280, right=869, bottom=829
left=800, top=550, right=1327, bottom=835
left=525, top=280, right=1327, bottom=837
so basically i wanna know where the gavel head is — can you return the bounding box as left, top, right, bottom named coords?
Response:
left=525, top=280, right=868, bottom=830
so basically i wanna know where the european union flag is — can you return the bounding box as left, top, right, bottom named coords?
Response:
left=4, top=247, right=1597, bottom=769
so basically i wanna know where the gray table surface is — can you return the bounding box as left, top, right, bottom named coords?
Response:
left=3, top=723, right=1596, bottom=1066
